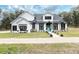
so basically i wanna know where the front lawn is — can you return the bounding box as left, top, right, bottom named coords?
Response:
left=0, top=43, right=79, bottom=54
left=0, top=32, right=49, bottom=38
left=59, top=27, right=79, bottom=37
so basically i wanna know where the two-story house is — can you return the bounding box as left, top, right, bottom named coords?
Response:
left=10, top=11, right=67, bottom=33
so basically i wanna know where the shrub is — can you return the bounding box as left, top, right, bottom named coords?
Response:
left=60, top=34, right=64, bottom=37
left=50, top=34, right=53, bottom=37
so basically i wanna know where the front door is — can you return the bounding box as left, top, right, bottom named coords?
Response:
left=46, top=22, right=52, bottom=32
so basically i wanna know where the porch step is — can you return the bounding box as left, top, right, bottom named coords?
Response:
left=52, top=33, right=60, bottom=38
left=48, top=32, right=60, bottom=38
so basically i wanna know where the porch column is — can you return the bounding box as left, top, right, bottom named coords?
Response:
left=44, top=23, right=46, bottom=31
left=51, top=23, right=53, bottom=32
left=17, top=25, right=20, bottom=33
left=27, top=24, right=31, bottom=33
left=58, top=23, right=61, bottom=31
left=65, top=23, right=67, bottom=31
left=35, top=23, right=39, bottom=32
left=28, top=30, right=31, bottom=33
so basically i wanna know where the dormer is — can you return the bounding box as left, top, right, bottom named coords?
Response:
left=43, top=13, right=53, bottom=22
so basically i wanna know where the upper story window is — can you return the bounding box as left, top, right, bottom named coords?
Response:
left=45, top=16, right=51, bottom=20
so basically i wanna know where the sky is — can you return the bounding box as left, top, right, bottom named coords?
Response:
left=0, top=5, right=74, bottom=14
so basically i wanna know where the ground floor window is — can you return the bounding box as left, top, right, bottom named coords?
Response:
left=53, top=23, right=58, bottom=30
left=39, top=23, right=44, bottom=30
left=13, top=26, right=17, bottom=31
left=32, top=23, right=35, bottom=29
left=61, top=23, right=65, bottom=30
left=19, top=25, right=27, bottom=31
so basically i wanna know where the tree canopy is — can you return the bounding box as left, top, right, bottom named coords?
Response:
left=0, top=10, right=24, bottom=30
left=59, top=5, right=79, bottom=27
left=1, top=6, right=79, bottom=30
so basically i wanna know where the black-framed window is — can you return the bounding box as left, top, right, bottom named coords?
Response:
left=61, top=23, right=65, bottom=30
left=53, top=23, right=58, bottom=30
left=13, top=26, right=17, bottom=31
left=19, top=26, right=27, bottom=31
left=45, top=16, right=51, bottom=19
left=39, top=23, right=44, bottom=30
left=32, top=23, right=35, bottom=29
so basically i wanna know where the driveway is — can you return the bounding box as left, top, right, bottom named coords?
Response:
left=0, top=37, right=78, bottom=44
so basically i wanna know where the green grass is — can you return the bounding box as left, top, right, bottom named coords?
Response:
left=0, top=32, right=49, bottom=38
left=1, top=27, right=79, bottom=37
left=59, top=27, right=79, bottom=37
left=0, top=43, right=79, bottom=54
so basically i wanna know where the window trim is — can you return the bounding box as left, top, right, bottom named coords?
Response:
left=13, top=25, right=17, bottom=31
left=39, top=23, right=44, bottom=30
left=45, top=16, right=51, bottom=20
left=32, top=23, right=35, bottom=29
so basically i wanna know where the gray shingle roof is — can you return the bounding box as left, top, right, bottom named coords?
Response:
left=11, top=12, right=66, bottom=24
left=34, top=13, right=66, bottom=23
left=34, top=14, right=43, bottom=20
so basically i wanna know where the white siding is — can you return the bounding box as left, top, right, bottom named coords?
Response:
left=65, top=23, right=68, bottom=31
left=19, top=13, right=34, bottom=21
left=35, top=23, right=39, bottom=32
left=11, top=18, right=32, bottom=33
left=44, top=23, right=46, bottom=31
left=58, top=23, right=61, bottom=31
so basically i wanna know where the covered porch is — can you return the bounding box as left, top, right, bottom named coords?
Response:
left=35, top=22, right=67, bottom=32
left=45, top=22, right=67, bottom=32
left=11, top=24, right=31, bottom=33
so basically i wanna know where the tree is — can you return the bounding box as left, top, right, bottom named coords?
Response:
left=0, top=12, right=15, bottom=30
left=72, top=11, right=79, bottom=27
left=15, top=9, right=24, bottom=18
left=59, top=12, right=72, bottom=26
left=0, top=10, right=24, bottom=30
left=59, top=6, right=79, bottom=27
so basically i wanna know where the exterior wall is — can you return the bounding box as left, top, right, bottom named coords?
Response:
left=27, top=23, right=32, bottom=33
left=19, top=13, right=34, bottom=21
left=65, top=23, right=68, bottom=31
left=11, top=18, right=32, bottom=33
left=51, top=23, right=53, bottom=32
left=11, top=21, right=67, bottom=33
left=57, top=23, right=67, bottom=32
left=11, top=12, right=67, bottom=33
left=53, top=23, right=58, bottom=31
left=44, top=23, right=46, bottom=31
left=11, top=24, right=19, bottom=33
left=58, top=23, right=61, bottom=31
left=35, top=23, right=39, bottom=32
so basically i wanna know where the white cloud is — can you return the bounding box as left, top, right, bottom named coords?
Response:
left=0, top=5, right=73, bottom=14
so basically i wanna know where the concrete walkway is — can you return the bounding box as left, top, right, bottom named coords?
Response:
left=51, top=33, right=60, bottom=37
left=0, top=37, right=78, bottom=44
left=0, top=31, right=10, bottom=33
left=48, top=32, right=60, bottom=38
